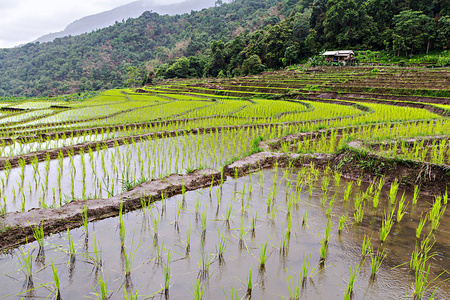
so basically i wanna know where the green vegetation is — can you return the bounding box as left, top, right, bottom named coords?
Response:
left=1, top=0, right=449, bottom=97
left=0, top=66, right=449, bottom=299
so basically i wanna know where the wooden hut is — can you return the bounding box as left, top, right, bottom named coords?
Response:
left=322, top=50, right=355, bottom=65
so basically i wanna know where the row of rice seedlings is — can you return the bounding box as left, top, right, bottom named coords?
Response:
left=9, top=164, right=444, bottom=299
left=378, top=138, right=450, bottom=165
left=2, top=124, right=277, bottom=212
left=284, top=117, right=450, bottom=156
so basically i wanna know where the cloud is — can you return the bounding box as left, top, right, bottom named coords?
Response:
left=0, top=0, right=179, bottom=48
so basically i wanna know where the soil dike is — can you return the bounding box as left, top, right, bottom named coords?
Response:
left=331, top=145, right=450, bottom=196
left=0, top=110, right=370, bottom=171
left=2, top=147, right=449, bottom=251
left=260, top=129, right=450, bottom=196
left=225, top=148, right=450, bottom=197
left=223, top=151, right=331, bottom=177
left=0, top=169, right=220, bottom=251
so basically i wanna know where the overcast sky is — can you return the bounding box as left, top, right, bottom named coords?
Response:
left=0, top=0, right=183, bottom=48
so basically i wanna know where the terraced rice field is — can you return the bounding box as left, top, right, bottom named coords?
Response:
left=0, top=67, right=449, bottom=299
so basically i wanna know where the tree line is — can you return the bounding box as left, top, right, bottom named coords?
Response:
left=156, top=0, right=450, bottom=79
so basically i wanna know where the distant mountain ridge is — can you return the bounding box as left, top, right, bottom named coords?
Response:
left=34, top=0, right=215, bottom=43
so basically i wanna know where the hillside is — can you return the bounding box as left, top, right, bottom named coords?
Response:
left=0, top=0, right=286, bottom=97
left=34, top=0, right=216, bottom=43
left=0, top=0, right=449, bottom=97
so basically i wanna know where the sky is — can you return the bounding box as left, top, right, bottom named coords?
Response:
left=0, top=0, right=183, bottom=48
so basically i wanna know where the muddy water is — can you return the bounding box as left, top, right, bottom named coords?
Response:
left=0, top=168, right=448, bottom=299
left=0, top=130, right=255, bottom=212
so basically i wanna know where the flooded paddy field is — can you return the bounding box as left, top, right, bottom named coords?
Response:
left=0, top=67, right=449, bottom=299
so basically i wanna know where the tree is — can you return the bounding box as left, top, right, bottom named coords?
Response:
left=263, top=24, right=292, bottom=68
left=283, top=45, right=299, bottom=66
left=438, top=15, right=450, bottom=50
left=125, top=66, right=142, bottom=87
left=242, top=54, right=263, bottom=75
left=205, top=40, right=226, bottom=77
left=165, top=58, right=190, bottom=78
left=323, top=0, right=376, bottom=48
left=393, top=10, right=435, bottom=56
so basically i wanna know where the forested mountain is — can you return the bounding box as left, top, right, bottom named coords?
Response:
left=34, top=0, right=216, bottom=43
left=0, top=0, right=286, bottom=96
left=0, top=0, right=449, bottom=97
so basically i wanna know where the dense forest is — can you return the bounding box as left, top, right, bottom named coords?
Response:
left=0, top=0, right=449, bottom=97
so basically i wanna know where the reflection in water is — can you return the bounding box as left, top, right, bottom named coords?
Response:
left=0, top=168, right=448, bottom=299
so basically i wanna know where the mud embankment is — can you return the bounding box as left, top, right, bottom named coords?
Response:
left=331, top=145, right=450, bottom=196
left=0, top=169, right=220, bottom=250
left=0, top=109, right=371, bottom=171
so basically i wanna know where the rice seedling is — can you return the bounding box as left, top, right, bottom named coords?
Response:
left=338, top=214, right=348, bottom=233
left=361, top=234, right=371, bottom=257
left=268, top=204, right=280, bottom=221
left=237, top=217, right=249, bottom=247
left=217, top=232, right=228, bottom=262
left=153, top=239, right=166, bottom=264
left=379, top=210, right=395, bottom=244
left=414, top=214, right=427, bottom=240
left=411, top=251, right=443, bottom=300
left=119, top=215, right=127, bottom=248
left=319, top=235, right=328, bottom=263
left=174, top=200, right=182, bottom=228
left=429, top=196, right=446, bottom=231
left=285, top=268, right=301, bottom=300
left=91, top=235, right=102, bottom=268
left=31, top=222, right=45, bottom=249
left=198, top=248, right=211, bottom=279
left=224, top=198, right=234, bottom=225
left=222, top=287, right=239, bottom=300
left=150, top=209, right=160, bottom=243
left=396, top=192, right=408, bottom=222
left=369, top=247, right=386, bottom=279
left=123, top=287, right=140, bottom=300
left=302, top=210, right=308, bottom=228
left=193, top=279, right=206, bottom=300
left=0, top=197, right=6, bottom=216
left=334, top=171, right=342, bottom=187
left=91, top=272, right=111, bottom=300
left=354, top=203, right=364, bottom=224
left=200, top=210, right=207, bottom=236
left=163, top=250, right=171, bottom=296
left=246, top=260, right=253, bottom=296
left=300, top=252, right=312, bottom=285
left=67, top=229, right=76, bottom=256
left=258, top=237, right=270, bottom=270
left=326, top=194, right=336, bottom=216
left=344, top=264, right=360, bottom=299
left=251, top=211, right=257, bottom=234
left=16, top=242, right=33, bottom=280
left=280, top=222, right=291, bottom=254
left=389, top=179, right=399, bottom=205
left=49, top=261, right=62, bottom=300
left=286, top=196, right=294, bottom=216
left=186, top=216, right=192, bottom=253
left=320, top=175, right=330, bottom=204
left=372, top=188, right=381, bottom=208
left=194, top=196, right=201, bottom=219
left=343, top=181, right=353, bottom=203
left=413, top=185, right=420, bottom=205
